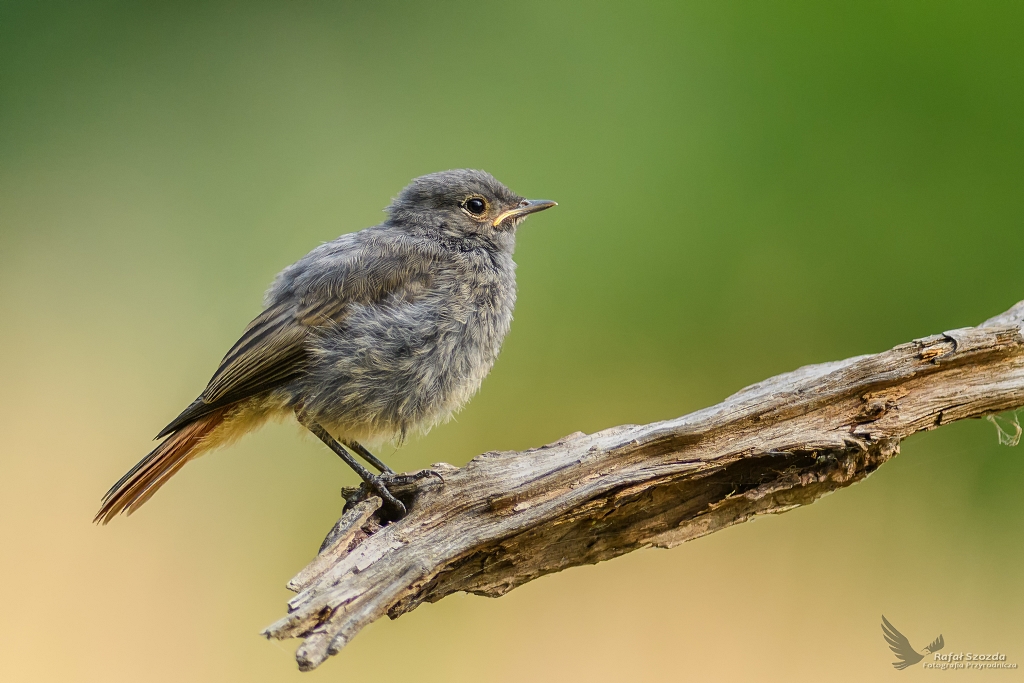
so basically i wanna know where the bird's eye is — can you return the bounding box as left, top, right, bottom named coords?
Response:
left=464, top=198, right=486, bottom=215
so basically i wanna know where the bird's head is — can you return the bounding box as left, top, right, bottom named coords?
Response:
left=385, top=169, right=556, bottom=242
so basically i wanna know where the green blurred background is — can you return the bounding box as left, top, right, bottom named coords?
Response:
left=2, top=1, right=1023, bottom=680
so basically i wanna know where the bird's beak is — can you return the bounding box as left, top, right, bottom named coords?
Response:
left=492, top=199, right=557, bottom=227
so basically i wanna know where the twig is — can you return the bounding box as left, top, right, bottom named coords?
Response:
left=263, top=299, right=1024, bottom=671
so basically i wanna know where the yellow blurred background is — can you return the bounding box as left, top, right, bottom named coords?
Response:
left=2, top=1, right=1023, bottom=680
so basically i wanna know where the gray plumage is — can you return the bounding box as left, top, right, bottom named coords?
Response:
left=96, top=169, right=556, bottom=523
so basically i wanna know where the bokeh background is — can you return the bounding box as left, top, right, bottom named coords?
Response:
left=2, top=1, right=1023, bottom=680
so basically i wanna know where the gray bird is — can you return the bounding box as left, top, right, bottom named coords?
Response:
left=95, top=169, right=556, bottom=523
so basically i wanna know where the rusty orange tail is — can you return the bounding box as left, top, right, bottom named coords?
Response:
left=95, top=407, right=230, bottom=524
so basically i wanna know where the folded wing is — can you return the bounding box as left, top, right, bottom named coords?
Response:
left=157, top=240, right=437, bottom=437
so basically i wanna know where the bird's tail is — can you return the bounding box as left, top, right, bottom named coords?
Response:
left=94, top=407, right=230, bottom=524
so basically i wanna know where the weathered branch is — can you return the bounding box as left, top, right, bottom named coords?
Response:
left=264, top=300, right=1024, bottom=671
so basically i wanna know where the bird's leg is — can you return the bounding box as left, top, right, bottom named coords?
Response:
left=344, top=439, right=446, bottom=486
left=341, top=440, right=394, bottom=474
left=297, top=417, right=407, bottom=517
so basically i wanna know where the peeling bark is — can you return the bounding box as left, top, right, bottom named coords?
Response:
left=264, top=300, right=1024, bottom=671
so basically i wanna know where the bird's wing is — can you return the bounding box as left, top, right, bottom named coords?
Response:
left=926, top=634, right=944, bottom=653
left=881, top=615, right=923, bottom=670
left=157, top=240, right=437, bottom=437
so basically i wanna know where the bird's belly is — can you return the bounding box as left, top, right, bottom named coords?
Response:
left=301, top=290, right=513, bottom=441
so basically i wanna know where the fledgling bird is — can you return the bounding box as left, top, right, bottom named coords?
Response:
left=95, top=169, right=556, bottom=523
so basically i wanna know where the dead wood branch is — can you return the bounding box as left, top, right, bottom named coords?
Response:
left=264, top=300, right=1024, bottom=671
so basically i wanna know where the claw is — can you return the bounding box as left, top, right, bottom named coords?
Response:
left=365, top=476, right=407, bottom=517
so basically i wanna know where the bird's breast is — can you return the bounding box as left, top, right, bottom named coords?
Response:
left=301, top=251, right=517, bottom=440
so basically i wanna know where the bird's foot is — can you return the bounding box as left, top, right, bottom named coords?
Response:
left=379, top=468, right=446, bottom=487
left=342, top=469, right=445, bottom=520
left=361, top=474, right=408, bottom=517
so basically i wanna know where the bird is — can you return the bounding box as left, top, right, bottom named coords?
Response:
left=881, top=615, right=944, bottom=669
left=95, top=169, right=556, bottom=524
